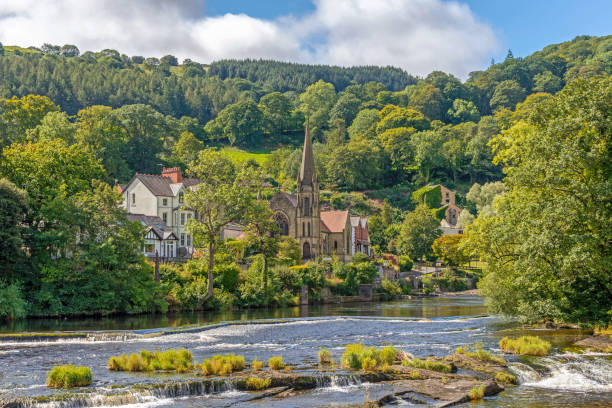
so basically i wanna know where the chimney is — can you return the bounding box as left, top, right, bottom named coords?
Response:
left=161, top=167, right=183, bottom=183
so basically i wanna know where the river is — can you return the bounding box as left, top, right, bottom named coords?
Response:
left=0, top=296, right=610, bottom=407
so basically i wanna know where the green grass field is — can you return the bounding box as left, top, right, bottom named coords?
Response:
left=221, top=147, right=272, bottom=165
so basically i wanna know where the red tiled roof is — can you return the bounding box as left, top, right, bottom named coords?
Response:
left=320, top=210, right=349, bottom=233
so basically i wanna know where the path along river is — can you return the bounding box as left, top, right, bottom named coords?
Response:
left=0, top=296, right=610, bottom=407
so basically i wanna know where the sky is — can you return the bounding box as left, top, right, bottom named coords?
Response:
left=0, top=0, right=609, bottom=79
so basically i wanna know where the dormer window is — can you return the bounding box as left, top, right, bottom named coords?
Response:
left=179, top=192, right=184, bottom=204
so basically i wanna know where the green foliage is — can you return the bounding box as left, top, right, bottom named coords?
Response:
left=318, top=349, right=333, bottom=365
left=432, top=235, right=470, bottom=266
left=0, top=282, right=27, bottom=320
left=252, top=358, right=263, bottom=371
left=411, top=185, right=442, bottom=208
left=380, top=279, right=402, bottom=297
left=202, top=354, right=245, bottom=375
left=401, top=358, right=452, bottom=373
left=455, top=343, right=505, bottom=365
left=108, top=349, right=194, bottom=372
left=468, top=385, right=485, bottom=400
left=268, top=355, right=285, bottom=370
left=397, top=204, right=441, bottom=261
left=0, top=179, right=28, bottom=280
left=466, top=76, right=612, bottom=324
left=499, top=336, right=551, bottom=356
left=495, top=371, right=518, bottom=385
left=398, top=256, right=413, bottom=272
left=341, top=343, right=398, bottom=370
left=245, top=376, right=271, bottom=390
left=46, top=365, right=92, bottom=388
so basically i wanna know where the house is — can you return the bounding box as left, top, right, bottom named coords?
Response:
left=350, top=216, right=372, bottom=257
left=120, top=167, right=201, bottom=257
left=127, top=214, right=178, bottom=259
left=269, top=127, right=353, bottom=262
left=439, top=185, right=462, bottom=226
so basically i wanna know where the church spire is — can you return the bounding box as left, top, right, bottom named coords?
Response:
left=298, top=124, right=317, bottom=186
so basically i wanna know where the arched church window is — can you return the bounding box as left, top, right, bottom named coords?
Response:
left=304, top=197, right=310, bottom=216
left=302, top=222, right=305, bottom=236
left=273, top=212, right=289, bottom=236
left=308, top=222, right=311, bottom=236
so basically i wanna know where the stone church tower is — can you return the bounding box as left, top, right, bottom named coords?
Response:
left=295, top=127, right=320, bottom=259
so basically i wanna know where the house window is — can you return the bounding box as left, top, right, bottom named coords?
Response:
left=145, top=243, right=155, bottom=253
left=445, top=192, right=450, bottom=204
left=334, top=241, right=338, bottom=251
left=131, top=193, right=136, bottom=205
left=187, top=234, right=191, bottom=246
left=181, top=213, right=185, bottom=225
left=180, top=233, right=185, bottom=246
left=162, top=212, right=168, bottom=223
left=162, top=198, right=168, bottom=206
left=187, top=213, right=192, bottom=221
left=179, top=192, right=184, bottom=204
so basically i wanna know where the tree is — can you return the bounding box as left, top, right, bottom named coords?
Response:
left=0, top=95, right=59, bottom=146
left=348, top=109, right=378, bottom=139
left=377, top=127, right=415, bottom=173
left=466, top=76, right=612, bottom=323
left=27, top=111, right=76, bottom=143
left=489, top=80, right=526, bottom=111
left=0, top=179, right=28, bottom=280
left=376, top=105, right=430, bottom=134
left=258, top=92, right=293, bottom=136
left=324, top=137, right=385, bottom=190
left=397, top=204, right=441, bottom=261
left=408, top=83, right=446, bottom=121
left=186, top=149, right=257, bottom=304
left=205, top=100, right=264, bottom=146
left=466, top=182, right=505, bottom=217
left=160, top=55, right=179, bottom=66
left=447, top=99, right=480, bottom=124
left=329, top=93, right=361, bottom=127
left=432, top=234, right=469, bottom=266
left=410, top=130, right=445, bottom=184
left=172, top=131, right=203, bottom=167
left=60, top=44, right=80, bottom=57
left=532, top=71, right=564, bottom=94
left=278, top=236, right=301, bottom=265
left=299, top=80, right=337, bottom=141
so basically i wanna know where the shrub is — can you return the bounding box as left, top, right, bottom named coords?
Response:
left=468, top=385, right=485, bottom=400
left=318, top=349, right=332, bottom=365
left=410, top=370, right=422, bottom=380
left=252, top=358, right=263, bottom=371
left=401, top=358, right=452, bottom=373
left=499, top=336, right=551, bottom=356
left=268, top=355, right=285, bottom=370
left=108, top=349, right=194, bottom=372
left=398, top=256, right=413, bottom=272
left=495, top=371, right=518, bottom=385
left=245, top=377, right=271, bottom=390
left=0, top=282, right=28, bottom=320
left=455, top=343, right=505, bottom=365
left=380, top=279, right=402, bottom=297
left=202, top=354, right=245, bottom=376
left=46, top=365, right=92, bottom=388
left=341, top=343, right=398, bottom=371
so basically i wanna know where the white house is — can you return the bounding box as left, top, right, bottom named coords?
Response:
left=127, top=214, right=178, bottom=259
left=120, top=167, right=200, bottom=257
left=350, top=216, right=372, bottom=257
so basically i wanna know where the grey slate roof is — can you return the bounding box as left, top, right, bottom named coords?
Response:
left=127, top=214, right=177, bottom=240
left=129, top=174, right=201, bottom=197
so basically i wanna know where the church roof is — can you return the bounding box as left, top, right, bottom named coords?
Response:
left=298, top=126, right=317, bottom=186
left=320, top=210, right=349, bottom=233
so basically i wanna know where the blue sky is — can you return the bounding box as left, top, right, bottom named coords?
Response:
left=205, top=0, right=612, bottom=63
left=0, top=0, right=610, bottom=78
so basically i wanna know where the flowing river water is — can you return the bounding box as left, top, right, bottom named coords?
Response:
left=0, top=296, right=610, bottom=407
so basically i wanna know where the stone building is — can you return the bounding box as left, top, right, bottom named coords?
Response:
left=270, top=128, right=353, bottom=262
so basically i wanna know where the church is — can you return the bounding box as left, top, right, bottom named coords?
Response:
left=270, top=128, right=370, bottom=262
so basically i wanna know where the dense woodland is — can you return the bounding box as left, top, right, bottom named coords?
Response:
left=0, top=35, right=609, bottom=323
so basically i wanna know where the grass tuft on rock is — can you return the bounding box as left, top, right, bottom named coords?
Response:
left=455, top=343, right=505, bottom=364
left=318, top=349, right=332, bottom=365
left=341, top=343, right=399, bottom=371
left=202, top=354, right=245, bottom=376
left=495, top=371, right=518, bottom=385
left=245, top=376, right=271, bottom=390
left=47, top=365, right=92, bottom=388
left=268, top=355, right=285, bottom=370
left=468, top=385, right=485, bottom=400
left=108, top=349, right=193, bottom=372
left=401, top=357, right=452, bottom=373
left=500, top=336, right=551, bottom=356
left=252, top=358, right=263, bottom=371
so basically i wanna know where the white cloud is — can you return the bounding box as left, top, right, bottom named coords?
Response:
left=0, top=0, right=499, bottom=78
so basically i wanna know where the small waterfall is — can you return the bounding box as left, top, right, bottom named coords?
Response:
left=314, top=373, right=362, bottom=392
left=514, top=353, right=612, bottom=392
left=86, top=333, right=139, bottom=342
